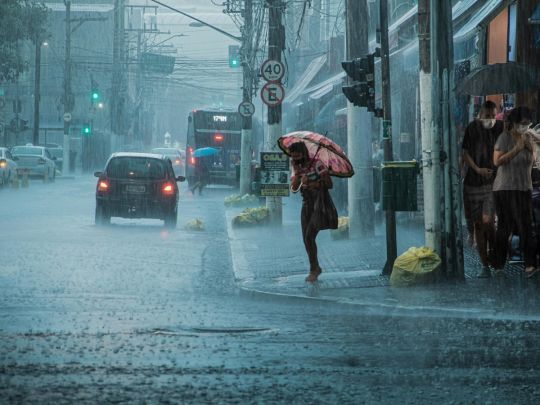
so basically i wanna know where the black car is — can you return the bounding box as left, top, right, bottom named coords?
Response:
left=94, top=152, right=185, bottom=228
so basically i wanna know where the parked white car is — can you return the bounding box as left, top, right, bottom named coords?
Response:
left=0, top=147, right=18, bottom=187
left=11, top=145, right=56, bottom=180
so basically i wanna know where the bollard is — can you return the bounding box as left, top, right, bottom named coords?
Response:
left=12, top=173, right=19, bottom=189
left=21, top=170, right=29, bottom=188
left=43, top=169, right=49, bottom=184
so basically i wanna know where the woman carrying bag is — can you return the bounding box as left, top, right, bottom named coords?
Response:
left=289, top=142, right=338, bottom=283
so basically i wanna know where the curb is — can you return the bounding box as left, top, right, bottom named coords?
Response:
left=225, top=209, right=540, bottom=322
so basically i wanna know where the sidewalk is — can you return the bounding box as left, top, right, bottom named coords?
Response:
left=226, top=195, right=540, bottom=321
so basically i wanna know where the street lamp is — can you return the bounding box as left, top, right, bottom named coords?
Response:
left=33, top=39, right=49, bottom=146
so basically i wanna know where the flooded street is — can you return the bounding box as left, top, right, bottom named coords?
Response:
left=1, top=179, right=539, bottom=403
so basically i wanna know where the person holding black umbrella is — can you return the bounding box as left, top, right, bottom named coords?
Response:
left=461, top=100, right=503, bottom=277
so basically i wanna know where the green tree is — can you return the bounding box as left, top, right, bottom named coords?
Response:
left=0, top=0, right=48, bottom=82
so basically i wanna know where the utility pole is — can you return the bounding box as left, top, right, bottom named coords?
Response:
left=265, top=0, right=284, bottom=225
left=239, top=0, right=253, bottom=195
left=432, top=0, right=464, bottom=279
left=63, top=0, right=72, bottom=175
left=418, top=0, right=441, bottom=253
left=111, top=0, right=126, bottom=141
left=33, top=39, right=42, bottom=146
left=380, top=0, right=397, bottom=275
left=345, top=0, right=374, bottom=237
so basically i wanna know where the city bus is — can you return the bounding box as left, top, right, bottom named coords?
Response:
left=186, top=108, right=242, bottom=186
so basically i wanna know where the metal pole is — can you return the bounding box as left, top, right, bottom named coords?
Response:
left=345, top=0, right=374, bottom=237
left=418, top=0, right=441, bottom=252
left=33, top=40, right=41, bottom=146
left=240, top=0, right=253, bottom=195
left=62, top=0, right=71, bottom=175
left=265, top=0, right=284, bottom=225
left=380, top=0, right=397, bottom=275
left=111, top=0, right=125, bottom=138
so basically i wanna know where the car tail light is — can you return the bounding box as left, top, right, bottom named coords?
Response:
left=162, top=182, right=175, bottom=196
left=188, top=147, right=195, bottom=166
left=97, top=179, right=110, bottom=193
left=37, top=157, right=46, bottom=164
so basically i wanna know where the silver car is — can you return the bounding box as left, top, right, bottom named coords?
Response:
left=0, top=147, right=18, bottom=187
left=151, top=148, right=186, bottom=177
left=11, top=145, right=57, bottom=180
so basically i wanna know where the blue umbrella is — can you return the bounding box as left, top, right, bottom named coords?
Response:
left=192, top=147, right=219, bottom=158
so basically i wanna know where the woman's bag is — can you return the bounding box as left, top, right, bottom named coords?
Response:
left=313, top=188, right=338, bottom=230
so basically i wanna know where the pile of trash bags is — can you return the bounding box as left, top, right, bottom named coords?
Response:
left=224, top=194, right=259, bottom=207
left=331, top=216, right=349, bottom=240
left=184, top=218, right=205, bottom=231
left=390, top=247, right=441, bottom=287
left=232, top=207, right=269, bottom=228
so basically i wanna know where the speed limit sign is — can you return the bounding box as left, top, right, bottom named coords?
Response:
left=261, top=59, right=285, bottom=82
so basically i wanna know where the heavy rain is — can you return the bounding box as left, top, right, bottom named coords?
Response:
left=1, top=0, right=540, bottom=403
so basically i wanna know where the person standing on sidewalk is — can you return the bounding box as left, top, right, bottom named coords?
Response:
left=289, top=142, right=337, bottom=283
left=492, top=106, right=538, bottom=277
left=462, top=100, right=503, bottom=277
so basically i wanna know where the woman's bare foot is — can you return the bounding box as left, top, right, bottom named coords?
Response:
left=305, top=266, right=322, bottom=283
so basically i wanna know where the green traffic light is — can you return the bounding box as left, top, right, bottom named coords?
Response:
left=91, top=91, right=100, bottom=101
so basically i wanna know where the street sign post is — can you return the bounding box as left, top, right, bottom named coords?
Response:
left=261, top=59, right=285, bottom=82
left=261, top=82, right=285, bottom=107
left=238, top=101, right=255, bottom=117
left=259, top=151, right=290, bottom=197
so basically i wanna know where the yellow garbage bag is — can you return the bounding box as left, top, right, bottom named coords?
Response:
left=184, top=218, right=205, bottom=231
left=390, top=247, right=441, bottom=287
left=232, top=207, right=269, bottom=228
left=331, top=216, right=349, bottom=240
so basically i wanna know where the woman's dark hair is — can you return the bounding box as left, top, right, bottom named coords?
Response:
left=507, top=106, right=533, bottom=130
left=289, top=142, right=309, bottom=157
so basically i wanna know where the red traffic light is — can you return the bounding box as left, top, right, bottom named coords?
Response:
left=214, top=133, right=224, bottom=142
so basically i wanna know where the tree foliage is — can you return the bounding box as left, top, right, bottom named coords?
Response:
left=0, top=0, right=49, bottom=82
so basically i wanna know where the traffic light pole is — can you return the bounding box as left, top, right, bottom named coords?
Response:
left=62, top=0, right=72, bottom=176
left=380, top=0, right=397, bottom=275
left=265, top=0, right=284, bottom=225
left=345, top=0, right=374, bottom=237
left=239, top=0, right=253, bottom=196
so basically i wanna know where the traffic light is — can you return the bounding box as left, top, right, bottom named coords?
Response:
left=342, top=49, right=378, bottom=113
left=82, top=122, right=91, bottom=135
left=91, top=89, right=100, bottom=103
left=228, top=45, right=240, bottom=68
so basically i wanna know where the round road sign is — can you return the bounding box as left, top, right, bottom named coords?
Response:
left=238, top=101, right=255, bottom=117
left=63, top=112, right=72, bottom=122
left=261, top=82, right=285, bottom=107
left=261, top=59, right=285, bottom=82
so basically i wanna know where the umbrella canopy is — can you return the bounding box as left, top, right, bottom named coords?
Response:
left=455, top=62, right=540, bottom=96
left=278, top=131, right=354, bottom=178
left=192, top=147, right=219, bottom=158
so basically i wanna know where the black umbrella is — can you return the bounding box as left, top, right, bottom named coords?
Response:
left=455, top=62, right=540, bottom=96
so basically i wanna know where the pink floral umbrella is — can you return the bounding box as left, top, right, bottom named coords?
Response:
left=278, top=131, right=354, bottom=178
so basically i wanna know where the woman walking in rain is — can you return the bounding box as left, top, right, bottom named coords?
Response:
left=289, top=141, right=337, bottom=282
left=492, top=106, right=539, bottom=277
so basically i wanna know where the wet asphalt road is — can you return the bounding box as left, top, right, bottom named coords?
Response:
left=1, top=177, right=540, bottom=404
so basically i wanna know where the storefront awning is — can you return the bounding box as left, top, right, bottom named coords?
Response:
left=286, top=54, right=327, bottom=104
left=305, top=72, right=345, bottom=101
left=454, top=0, right=508, bottom=43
